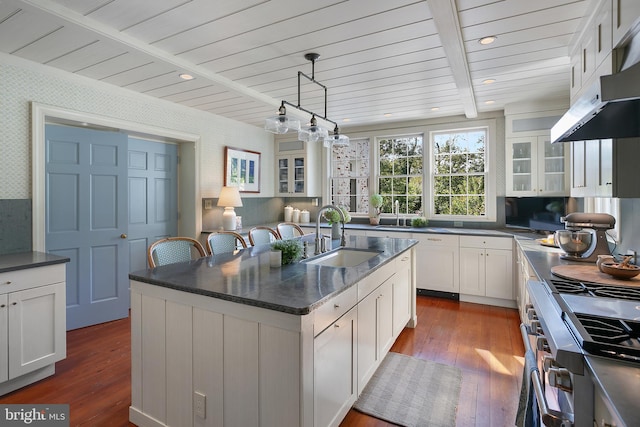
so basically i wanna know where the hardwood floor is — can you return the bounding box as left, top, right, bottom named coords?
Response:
left=0, top=296, right=524, bottom=427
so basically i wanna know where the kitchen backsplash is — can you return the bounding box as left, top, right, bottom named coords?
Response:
left=0, top=199, right=32, bottom=254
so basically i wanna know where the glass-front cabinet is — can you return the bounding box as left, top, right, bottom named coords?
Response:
left=506, top=135, right=569, bottom=196
left=275, top=140, right=320, bottom=197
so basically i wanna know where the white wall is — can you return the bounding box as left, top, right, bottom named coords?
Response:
left=0, top=52, right=274, bottom=201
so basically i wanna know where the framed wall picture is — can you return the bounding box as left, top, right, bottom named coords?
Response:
left=224, top=146, right=261, bottom=193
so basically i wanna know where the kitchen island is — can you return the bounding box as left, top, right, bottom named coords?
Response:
left=128, top=235, right=417, bottom=427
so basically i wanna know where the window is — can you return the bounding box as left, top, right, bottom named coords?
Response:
left=429, top=127, right=490, bottom=219
left=378, top=135, right=423, bottom=215
left=330, top=138, right=370, bottom=214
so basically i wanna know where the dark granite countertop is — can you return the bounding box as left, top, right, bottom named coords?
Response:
left=129, top=235, right=417, bottom=315
left=0, top=251, right=70, bottom=273
left=514, top=237, right=640, bottom=426
left=203, top=222, right=519, bottom=239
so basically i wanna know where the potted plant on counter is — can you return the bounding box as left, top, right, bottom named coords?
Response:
left=369, top=193, right=383, bottom=225
left=324, top=206, right=351, bottom=239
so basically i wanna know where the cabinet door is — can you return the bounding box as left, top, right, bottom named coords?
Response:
left=613, top=0, right=640, bottom=46
left=415, top=237, right=459, bottom=293
left=506, top=138, right=536, bottom=196
left=596, top=139, right=613, bottom=197
left=357, top=291, right=378, bottom=394
left=292, top=156, right=306, bottom=194
left=538, top=137, right=568, bottom=195
left=0, top=294, right=7, bottom=383
left=571, top=140, right=586, bottom=195
left=8, top=282, right=66, bottom=379
left=378, top=279, right=394, bottom=357
left=392, top=254, right=411, bottom=338
left=485, top=249, right=513, bottom=300
left=314, top=307, right=357, bottom=427
left=459, top=248, right=485, bottom=296
left=277, top=156, right=290, bottom=194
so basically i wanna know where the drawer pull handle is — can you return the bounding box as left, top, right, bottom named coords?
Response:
left=401, top=256, right=409, bottom=261
left=3, top=281, right=11, bottom=285
left=334, top=324, right=340, bottom=328
left=427, top=238, right=442, bottom=242
left=0, top=304, right=5, bottom=308
left=11, top=302, right=17, bottom=306
left=334, top=304, right=340, bottom=309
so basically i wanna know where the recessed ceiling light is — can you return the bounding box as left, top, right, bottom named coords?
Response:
left=478, top=36, right=497, bottom=45
left=383, top=113, right=393, bottom=117
left=343, top=118, right=351, bottom=122
left=431, top=107, right=440, bottom=111
left=482, top=79, right=496, bottom=85
left=179, top=73, right=194, bottom=80
left=485, top=100, right=496, bottom=105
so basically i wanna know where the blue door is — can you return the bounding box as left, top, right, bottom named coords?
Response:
left=127, top=137, right=178, bottom=273
left=45, top=124, right=129, bottom=330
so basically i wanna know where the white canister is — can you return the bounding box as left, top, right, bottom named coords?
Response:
left=284, top=205, right=293, bottom=222
left=300, top=210, right=310, bottom=223
left=292, top=208, right=300, bottom=223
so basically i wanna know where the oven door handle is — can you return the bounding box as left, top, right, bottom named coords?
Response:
left=520, top=324, right=574, bottom=427
left=531, top=371, right=574, bottom=427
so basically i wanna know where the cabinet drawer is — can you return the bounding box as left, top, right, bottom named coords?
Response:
left=0, top=264, right=65, bottom=294
left=357, top=260, right=396, bottom=300
left=314, top=285, right=357, bottom=336
left=460, top=236, right=513, bottom=250
left=419, top=234, right=459, bottom=246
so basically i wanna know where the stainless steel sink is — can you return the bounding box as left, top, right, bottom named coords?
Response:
left=304, top=248, right=382, bottom=267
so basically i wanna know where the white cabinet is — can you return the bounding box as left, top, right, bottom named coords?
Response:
left=392, top=253, right=412, bottom=338
left=571, top=137, right=640, bottom=198
left=0, top=264, right=66, bottom=395
left=459, top=236, right=513, bottom=301
left=314, top=306, right=357, bottom=427
left=275, top=140, right=320, bottom=197
left=613, top=0, right=640, bottom=47
left=130, top=247, right=417, bottom=427
left=413, top=234, right=459, bottom=294
left=506, top=136, right=569, bottom=196
left=357, top=278, right=393, bottom=395
left=516, top=243, right=539, bottom=323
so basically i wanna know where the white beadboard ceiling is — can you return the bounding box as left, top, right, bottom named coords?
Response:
left=0, top=0, right=589, bottom=129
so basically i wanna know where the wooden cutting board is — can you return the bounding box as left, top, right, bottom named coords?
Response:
left=551, top=264, right=640, bottom=286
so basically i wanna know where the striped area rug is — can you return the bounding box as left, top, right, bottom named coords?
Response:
left=354, top=352, right=462, bottom=427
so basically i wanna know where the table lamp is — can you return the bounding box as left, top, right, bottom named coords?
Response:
left=217, top=186, right=243, bottom=231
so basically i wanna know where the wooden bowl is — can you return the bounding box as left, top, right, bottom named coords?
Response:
left=600, top=262, right=640, bottom=280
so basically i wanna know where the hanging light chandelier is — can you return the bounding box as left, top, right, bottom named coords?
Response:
left=264, top=53, right=349, bottom=147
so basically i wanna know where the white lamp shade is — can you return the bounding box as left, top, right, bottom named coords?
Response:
left=217, top=186, right=243, bottom=207
left=218, top=186, right=242, bottom=231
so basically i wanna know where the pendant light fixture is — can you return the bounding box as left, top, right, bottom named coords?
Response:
left=265, top=53, right=349, bottom=146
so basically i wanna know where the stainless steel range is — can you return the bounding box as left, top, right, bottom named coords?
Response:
left=523, top=277, right=640, bottom=427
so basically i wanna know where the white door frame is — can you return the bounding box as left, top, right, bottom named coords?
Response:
left=31, top=102, right=201, bottom=252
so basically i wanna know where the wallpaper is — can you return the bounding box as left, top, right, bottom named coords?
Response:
left=0, top=54, right=273, bottom=199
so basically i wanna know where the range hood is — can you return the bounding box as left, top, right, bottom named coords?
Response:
left=551, top=40, right=640, bottom=143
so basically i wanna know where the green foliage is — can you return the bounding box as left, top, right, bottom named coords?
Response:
left=271, top=240, right=303, bottom=265
left=323, top=206, right=351, bottom=224
left=370, top=193, right=383, bottom=208
left=411, top=217, right=428, bottom=228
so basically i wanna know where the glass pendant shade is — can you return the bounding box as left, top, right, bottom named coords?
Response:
left=265, top=103, right=300, bottom=134
left=298, top=115, right=328, bottom=142
left=325, top=133, right=350, bottom=146
left=325, top=125, right=349, bottom=146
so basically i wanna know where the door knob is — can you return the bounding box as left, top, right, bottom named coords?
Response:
left=120, top=234, right=127, bottom=239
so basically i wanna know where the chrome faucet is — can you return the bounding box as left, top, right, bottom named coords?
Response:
left=395, top=199, right=400, bottom=226
left=315, top=204, right=346, bottom=255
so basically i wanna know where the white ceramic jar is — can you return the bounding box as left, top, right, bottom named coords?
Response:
left=284, top=206, right=293, bottom=222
